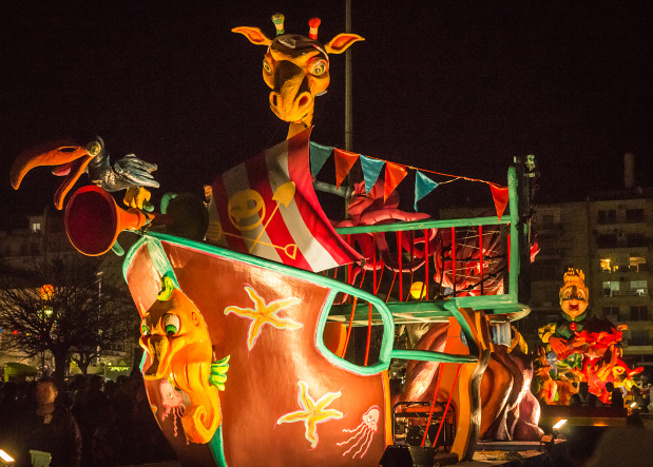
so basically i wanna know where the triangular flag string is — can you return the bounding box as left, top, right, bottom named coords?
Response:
left=333, top=148, right=360, bottom=189
left=310, top=140, right=508, bottom=212
left=489, top=183, right=509, bottom=221
left=342, top=151, right=497, bottom=185
left=414, top=171, right=439, bottom=211
left=359, top=155, right=386, bottom=194
left=309, top=141, right=333, bottom=177
left=384, top=161, right=408, bottom=201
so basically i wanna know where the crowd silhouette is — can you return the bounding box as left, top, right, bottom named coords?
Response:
left=0, top=370, right=176, bottom=467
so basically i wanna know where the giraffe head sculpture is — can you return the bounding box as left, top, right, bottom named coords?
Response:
left=233, top=14, right=364, bottom=138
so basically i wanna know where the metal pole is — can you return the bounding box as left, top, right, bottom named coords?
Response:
left=345, top=0, right=352, bottom=151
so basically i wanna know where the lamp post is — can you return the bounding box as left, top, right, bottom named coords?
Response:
left=39, top=284, right=54, bottom=376
left=96, top=271, right=103, bottom=366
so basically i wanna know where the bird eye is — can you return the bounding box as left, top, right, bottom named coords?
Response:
left=310, top=60, right=327, bottom=76
left=163, top=314, right=180, bottom=336
left=263, top=60, right=272, bottom=73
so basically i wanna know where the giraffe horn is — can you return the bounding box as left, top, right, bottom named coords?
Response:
left=309, top=18, right=321, bottom=40
left=272, top=13, right=285, bottom=36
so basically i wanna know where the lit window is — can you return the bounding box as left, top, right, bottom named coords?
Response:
left=630, top=280, right=648, bottom=296
left=630, top=256, right=648, bottom=272
left=31, top=222, right=41, bottom=232
left=600, top=258, right=612, bottom=272
left=602, top=281, right=620, bottom=297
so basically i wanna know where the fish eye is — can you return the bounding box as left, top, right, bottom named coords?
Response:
left=163, top=314, right=180, bottom=336
left=141, top=318, right=151, bottom=337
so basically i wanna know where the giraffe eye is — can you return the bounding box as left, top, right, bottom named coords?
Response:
left=163, top=314, right=180, bottom=336
left=263, top=59, right=272, bottom=73
left=310, top=59, right=327, bottom=76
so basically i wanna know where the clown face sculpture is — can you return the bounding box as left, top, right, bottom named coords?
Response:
left=558, top=269, right=589, bottom=321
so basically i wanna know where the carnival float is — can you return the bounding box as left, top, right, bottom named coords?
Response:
left=11, top=13, right=556, bottom=467
left=535, top=269, right=643, bottom=406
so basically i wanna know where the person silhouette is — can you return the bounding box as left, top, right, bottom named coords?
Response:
left=17, top=376, right=82, bottom=467
left=569, top=382, right=597, bottom=407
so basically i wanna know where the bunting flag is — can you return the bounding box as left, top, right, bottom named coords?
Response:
left=333, top=148, right=360, bottom=189
left=489, top=183, right=509, bottom=221
left=207, top=129, right=361, bottom=272
left=414, top=170, right=439, bottom=211
left=384, top=161, right=408, bottom=201
left=309, top=139, right=509, bottom=219
left=309, top=141, right=333, bottom=177
left=359, top=155, right=386, bottom=194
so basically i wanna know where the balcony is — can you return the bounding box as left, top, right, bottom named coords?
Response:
left=602, top=289, right=648, bottom=298
left=623, top=345, right=653, bottom=354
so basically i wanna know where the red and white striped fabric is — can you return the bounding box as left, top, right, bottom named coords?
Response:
left=207, top=129, right=361, bottom=272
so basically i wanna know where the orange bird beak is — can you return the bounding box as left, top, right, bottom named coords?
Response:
left=10, top=138, right=103, bottom=210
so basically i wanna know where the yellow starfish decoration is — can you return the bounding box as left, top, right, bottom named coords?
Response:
left=224, top=286, right=302, bottom=350
left=276, top=381, right=344, bottom=448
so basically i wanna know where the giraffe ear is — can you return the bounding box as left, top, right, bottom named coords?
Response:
left=324, top=33, right=364, bottom=54
left=232, top=26, right=272, bottom=46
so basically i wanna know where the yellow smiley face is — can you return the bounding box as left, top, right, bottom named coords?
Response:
left=228, top=189, right=266, bottom=231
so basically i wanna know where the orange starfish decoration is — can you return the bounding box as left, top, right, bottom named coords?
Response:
left=276, top=381, right=343, bottom=448
left=225, top=286, right=302, bottom=350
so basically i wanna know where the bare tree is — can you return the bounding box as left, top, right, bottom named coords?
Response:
left=0, top=252, right=138, bottom=386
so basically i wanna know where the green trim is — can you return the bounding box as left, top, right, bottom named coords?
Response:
left=336, top=216, right=509, bottom=235
left=445, top=301, right=478, bottom=355
left=507, top=165, right=519, bottom=301
left=326, top=295, right=530, bottom=325
left=122, top=236, right=179, bottom=290
left=208, top=425, right=227, bottom=467
left=390, top=349, right=477, bottom=364
left=313, top=290, right=394, bottom=375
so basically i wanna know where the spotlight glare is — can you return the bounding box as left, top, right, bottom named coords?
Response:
left=0, top=449, right=15, bottom=462
left=553, top=419, right=567, bottom=430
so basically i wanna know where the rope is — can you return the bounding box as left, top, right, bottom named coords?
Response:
left=420, top=366, right=445, bottom=447
left=432, top=363, right=462, bottom=448
left=340, top=296, right=358, bottom=358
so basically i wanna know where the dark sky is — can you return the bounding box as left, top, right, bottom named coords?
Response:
left=1, top=1, right=651, bottom=227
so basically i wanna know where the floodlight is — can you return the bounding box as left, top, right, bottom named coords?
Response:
left=0, top=449, right=15, bottom=467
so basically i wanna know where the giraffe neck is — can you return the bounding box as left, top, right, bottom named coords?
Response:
left=286, top=110, right=313, bottom=139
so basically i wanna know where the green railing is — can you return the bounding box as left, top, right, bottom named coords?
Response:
left=329, top=165, right=530, bottom=327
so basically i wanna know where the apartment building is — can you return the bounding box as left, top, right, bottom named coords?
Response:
left=529, top=168, right=652, bottom=372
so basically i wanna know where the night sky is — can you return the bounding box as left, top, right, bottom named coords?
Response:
left=1, top=1, right=651, bottom=228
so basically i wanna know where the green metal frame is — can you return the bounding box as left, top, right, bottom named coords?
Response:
left=332, top=165, right=528, bottom=324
